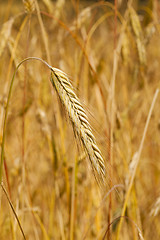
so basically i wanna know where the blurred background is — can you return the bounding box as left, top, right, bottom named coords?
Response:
left=0, top=0, right=160, bottom=239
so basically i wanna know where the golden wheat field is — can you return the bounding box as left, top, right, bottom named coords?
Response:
left=0, top=0, right=160, bottom=239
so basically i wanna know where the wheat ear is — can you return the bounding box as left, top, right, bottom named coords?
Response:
left=129, top=7, right=146, bottom=65
left=50, top=68, right=106, bottom=185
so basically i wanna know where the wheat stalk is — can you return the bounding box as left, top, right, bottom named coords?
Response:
left=50, top=68, right=106, bottom=186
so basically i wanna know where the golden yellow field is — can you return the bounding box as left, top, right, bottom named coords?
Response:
left=0, top=0, right=160, bottom=239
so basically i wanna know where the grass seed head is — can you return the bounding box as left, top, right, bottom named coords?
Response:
left=0, top=18, right=14, bottom=57
left=50, top=68, right=106, bottom=186
left=23, top=0, right=35, bottom=13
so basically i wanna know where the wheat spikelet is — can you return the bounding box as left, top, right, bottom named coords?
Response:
left=121, top=32, right=130, bottom=65
left=0, top=18, right=14, bottom=57
left=23, top=0, right=35, bottom=13
left=130, top=7, right=146, bottom=66
left=136, top=38, right=146, bottom=65
left=50, top=68, right=106, bottom=186
left=129, top=7, right=142, bottom=39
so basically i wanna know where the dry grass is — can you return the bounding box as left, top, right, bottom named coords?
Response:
left=0, top=0, right=160, bottom=239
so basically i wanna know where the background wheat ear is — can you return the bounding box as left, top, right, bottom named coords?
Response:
left=23, top=0, right=35, bottom=13
left=50, top=67, right=106, bottom=187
